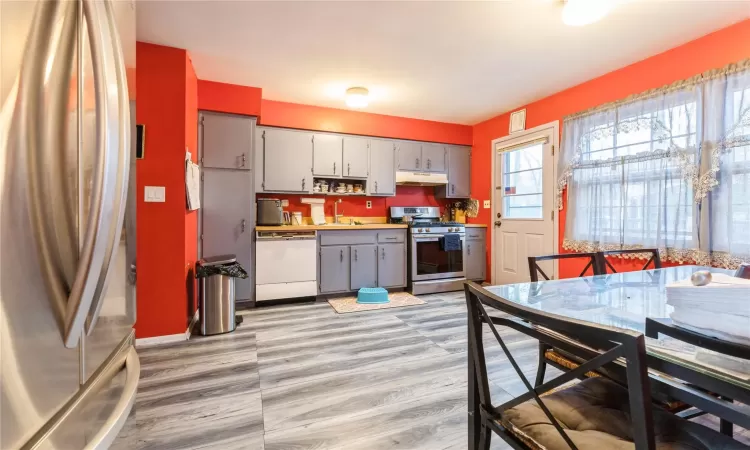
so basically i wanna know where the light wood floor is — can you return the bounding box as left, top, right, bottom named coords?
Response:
left=134, top=291, right=750, bottom=450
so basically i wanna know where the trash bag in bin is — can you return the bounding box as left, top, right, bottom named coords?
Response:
left=196, top=254, right=249, bottom=279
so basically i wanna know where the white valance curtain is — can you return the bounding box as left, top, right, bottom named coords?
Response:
left=558, top=59, right=750, bottom=265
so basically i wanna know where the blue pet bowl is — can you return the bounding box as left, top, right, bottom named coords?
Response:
left=356, top=287, right=389, bottom=304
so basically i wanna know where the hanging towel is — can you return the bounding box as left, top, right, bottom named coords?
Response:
left=440, top=233, right=462, bottom=252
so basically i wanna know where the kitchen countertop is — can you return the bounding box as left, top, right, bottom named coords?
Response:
left=464, top=224, right=487, bottom=228
left=256, top=224, right=408, bottom=231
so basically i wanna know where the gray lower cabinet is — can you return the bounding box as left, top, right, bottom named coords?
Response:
left=421, top=144, right=446, bottom=172
left=201, top=168, right=254, bottom=300
left=437, top=146, right=471, bottom=198
left=342, top=136, right=369, bottom=178
left=199, top=112, right=254, bottom=170
left=350, top=244, right=378, bottom=290
left=318, top=230, right=407, bottom=294
left=260, top=127, right=313, bottom=193
left=313, top=133, right=343, bottom=177
left=369, top=139, right=396, bottom=196
left=397, top=141, right=422, bottom=171
left=319, top=245, right=350, bottom=293
left=378, top=243, right=406, bottom=288
left=465, top=230, right=486, bottom=281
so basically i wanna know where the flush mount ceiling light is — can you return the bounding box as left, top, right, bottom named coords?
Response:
left=345, top=87, right=369, bottom=108
left=562, top=0, right=613, bottom=26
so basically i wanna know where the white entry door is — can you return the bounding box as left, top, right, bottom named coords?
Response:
left=493, top=127, right=556, bottom=285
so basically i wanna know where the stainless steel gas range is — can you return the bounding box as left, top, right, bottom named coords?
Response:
left=389, top=207, right=467, bottom=295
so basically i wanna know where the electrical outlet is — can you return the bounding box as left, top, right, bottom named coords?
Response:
left=281, top=199, right=289, bottom=207
left=483, top=200, right=491, bottom=209
left=366, top=201, right=372, bottom=209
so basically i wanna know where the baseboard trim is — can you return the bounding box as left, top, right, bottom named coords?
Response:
left=135, top=333, right=186, bottom=348
left=185, top=310, right=200, bottom=340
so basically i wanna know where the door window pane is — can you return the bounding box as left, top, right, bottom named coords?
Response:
left=502, top=143, right=543, bottom=219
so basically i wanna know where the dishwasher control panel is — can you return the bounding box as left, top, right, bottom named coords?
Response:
left=256, top=230, right=317, bottom=240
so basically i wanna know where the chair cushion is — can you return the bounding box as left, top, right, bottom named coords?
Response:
left=501, top=377, right=749, bottom=450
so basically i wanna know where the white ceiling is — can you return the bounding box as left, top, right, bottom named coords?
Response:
left=136, top=1, right=750, bottom=125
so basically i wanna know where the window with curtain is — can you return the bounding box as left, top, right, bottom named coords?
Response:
left=706, top=68, right=750, bottom=266
left=558, top=59, right=750, bottom=266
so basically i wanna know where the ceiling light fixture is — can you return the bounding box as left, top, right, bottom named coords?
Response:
left=562, top=0, right=613, bottom=26
left=345, top=87, right=369, bottom=108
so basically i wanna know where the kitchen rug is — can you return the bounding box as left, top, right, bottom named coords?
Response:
left=328, top=292, right=425, bottom=314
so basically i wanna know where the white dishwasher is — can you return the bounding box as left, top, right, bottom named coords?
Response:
left=256, top=230, right=317, bottom=302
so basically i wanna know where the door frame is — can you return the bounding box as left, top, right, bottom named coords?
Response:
left=490, top=120, right=560, bottom=284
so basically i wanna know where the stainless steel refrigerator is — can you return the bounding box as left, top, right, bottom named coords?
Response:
left=1, top=0, right=138, bottom=448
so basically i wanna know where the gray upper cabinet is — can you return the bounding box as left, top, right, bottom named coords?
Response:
left=313, top=133, right=343, bottom=177
left=378, top=243, right=406, bottom=288
left=319, top=246, right=350, bottom=293
left=350, top=245, right=378, bottom=290
left=368, top=139, right=396, bottom=196
left=397, top=141, right=422, bottom=171
left=437, top=146, right=471, bottom=198
left=254, top=127, right=264, bottom=192
left=421, top=144, right=446, bottom=172
left=200, top=112, right=254, bottom=170
left=466, top=230, right=486, bottom=281
left=342, top=137, right=369, bottom=178
left=262, top=127, right=313, bottom=193
left=202, top=168, right=254, bottom=300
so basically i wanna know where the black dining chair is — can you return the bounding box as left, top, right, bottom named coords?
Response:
left=528, top=252, right=603, bottom=387
left=527, top=252, right=602, bottom=282
left=464, top=282, right=747, bottom=450
left=598, top=248, right=661, bottom=274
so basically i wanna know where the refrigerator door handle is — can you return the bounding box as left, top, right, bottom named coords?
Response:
left=19, top=0, right=106, bottom=348
left=86, top=0, right=131, bottom=335
left=84, top=347, right=140, bottom=450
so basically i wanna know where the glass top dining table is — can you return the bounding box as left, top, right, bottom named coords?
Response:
left=485, top=265, right=750, bottom=392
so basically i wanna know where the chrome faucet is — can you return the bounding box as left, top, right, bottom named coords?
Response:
left=334, top=198, right=343, bottom=224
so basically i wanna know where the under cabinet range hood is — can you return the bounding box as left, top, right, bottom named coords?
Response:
left=395, top=171, right=449, bottom=186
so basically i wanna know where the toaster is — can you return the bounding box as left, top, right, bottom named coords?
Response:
left=257, top=198, right=284, bottom=226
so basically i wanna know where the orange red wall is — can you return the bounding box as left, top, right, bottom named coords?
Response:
left=136, top=42, right=198, bottom=339
left=470, top=19, right=750, bottom=279
left=259, top=100, right=473, bottom=145
left=198, top=80, right=262, bottom=116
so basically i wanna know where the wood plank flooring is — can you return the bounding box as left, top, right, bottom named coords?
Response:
left=133, top=291, right=750, bottom=449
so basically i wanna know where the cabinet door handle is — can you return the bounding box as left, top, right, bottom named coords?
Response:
left=240, top=152, right=246, bottom=167
left=384, top=236, right=397, bottom=240
left=467, top=243, right=471, bottom=256
left=348, top=163, right=350, bottom=176
left=333, top=161, right=336, bottom=174
left=241, top=219, right=246, bottom=233
left=374, top=181, right=378, bottom=193
left=427, top=159, right=431, bottom=169
left=302, top=178, right=306, bottom=190
left=340, top=249, right=343, bottom=262
left=451, top=184, right=455, bottom=194
left=415, top=158, right=419, bottom=168
left=354, top=248, right=358, bottom=261
left=381, top=248, right=385, bottom=260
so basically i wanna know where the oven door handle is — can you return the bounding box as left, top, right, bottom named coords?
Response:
left=413, top=236, right=466, bottom=243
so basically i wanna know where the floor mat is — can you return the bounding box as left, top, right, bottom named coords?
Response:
left=328, top=292, right=426, bottom=314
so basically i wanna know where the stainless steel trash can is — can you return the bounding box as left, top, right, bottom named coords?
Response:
left=199, top=254, right=237, bottom=335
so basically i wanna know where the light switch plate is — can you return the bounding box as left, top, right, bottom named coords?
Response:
left=366, top=201, right=372, bottom=209
left=483, top=200, right=491, bottom=209
left=145, top=186, right=165, bottom=202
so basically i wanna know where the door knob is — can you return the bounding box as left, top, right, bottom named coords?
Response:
left=494, top=220, right=502, bottom=227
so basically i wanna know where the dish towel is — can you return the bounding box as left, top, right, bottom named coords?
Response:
left=440, top=233, right=462, bottom=252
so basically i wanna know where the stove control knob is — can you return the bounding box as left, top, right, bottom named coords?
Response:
left=449, top=227, right=455, bottom=232
left=418, top=228, right=423, bottom=232
left=425, top=228, right=431, bottom=233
